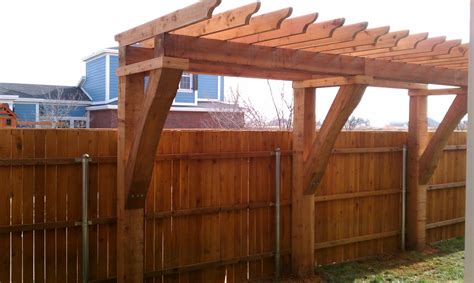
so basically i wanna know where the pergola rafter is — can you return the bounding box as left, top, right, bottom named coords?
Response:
left=114, top=1, right=469, bottom=281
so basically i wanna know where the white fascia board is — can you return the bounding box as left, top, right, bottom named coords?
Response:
left=80, top=86, right=93, bottom=101
left=14, top=98, right=91, bottom=106
left=0, top=95, right=20, bottom=100
left=86, top=105, right=118, bottom=111
left=82, top=49, right=118, bottom=62
left=170, top=106, right=239, bottom=113
left=105, top=54, right=111, bottom=101
left=90, top=97, right=118, bottom=105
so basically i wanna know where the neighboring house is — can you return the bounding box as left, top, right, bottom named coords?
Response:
left=0, top=48, right=232, bottom=128
left=0, top=83, right=90, bottom=128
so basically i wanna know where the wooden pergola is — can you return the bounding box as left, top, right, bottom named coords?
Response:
left=114, top=1, right=469, bottom=281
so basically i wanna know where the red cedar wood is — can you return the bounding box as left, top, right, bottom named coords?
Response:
left=231, top=13, right=318, bottom=44
left=161, top=34, right=468, bottom=86
left=304, top=84, right=368, bottom=194
left=172, top=2, right=261, bottom=37
left=115, top=0, right=222, bottom=45
left=292, top=87, right=316, bottom=276
left=419, top=95, right=467, bottom=185
left=407, top=93, right=428, bottom=250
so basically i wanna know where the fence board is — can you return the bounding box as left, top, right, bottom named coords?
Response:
left=0, top=129, right=467, bottom=281
left=0, top=130, right=12, bottom=283
left=34, top=130, right=46, bottom=283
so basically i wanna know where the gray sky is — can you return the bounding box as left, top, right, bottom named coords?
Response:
left=0, top=0, right=469, bottom=126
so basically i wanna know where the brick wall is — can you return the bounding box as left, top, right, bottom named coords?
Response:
left=89, top=109, right=244, bottom=129
left=90, top=109, right=118, bottom=128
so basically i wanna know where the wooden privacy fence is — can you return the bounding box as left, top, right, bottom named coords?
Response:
left=0, top=129, right=466, bottom=282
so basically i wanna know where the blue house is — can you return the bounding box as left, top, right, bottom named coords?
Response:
left=0, top=48, right=229, bottom=128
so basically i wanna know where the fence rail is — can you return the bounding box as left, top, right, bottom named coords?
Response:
left=0, top=129, right=466, bottom=282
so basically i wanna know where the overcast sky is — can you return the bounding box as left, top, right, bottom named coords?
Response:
left=0, top=0, right=469, bottom=126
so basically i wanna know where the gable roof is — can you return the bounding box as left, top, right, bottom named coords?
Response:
left=0, top=83, right=90, bottom=101
left=0, top=103, right=17, bottom=118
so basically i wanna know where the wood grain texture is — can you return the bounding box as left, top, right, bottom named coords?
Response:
left=407, top=93, right=428, bottom=250
left=304, top=84, right=367, bottom=194
left=419, top=95, right=467, bottom=185
left=115, top=0, right=221, bottom=45
left=0, top=128, right=466, bottom=279
left=292, top=88, right=316, bottom=276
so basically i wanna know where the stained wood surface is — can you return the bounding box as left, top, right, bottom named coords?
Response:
left=0, top=129, right=467, bottom=281
left=407, top=93, right=428, bottom=250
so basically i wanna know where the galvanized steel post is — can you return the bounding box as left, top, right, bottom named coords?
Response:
left=275, top=148, right=281, bottom=281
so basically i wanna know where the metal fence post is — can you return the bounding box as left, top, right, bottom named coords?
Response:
left=402, top=145, right=407, bottom=251
left=275, top=148, right=281, bottom=281
left=81, top=154, right=91, bottom=283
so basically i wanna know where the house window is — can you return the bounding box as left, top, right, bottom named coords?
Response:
left=179, top=73, right=192, bottom=91
left=6, top=119, right=11, bottom=126
left=58, top=120, right=70, bottom=128
left=74, top=120, right=86, bottom=128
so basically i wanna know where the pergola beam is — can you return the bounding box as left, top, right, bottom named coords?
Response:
left=293, top=75, right=428, bottom=89
left=409, top=88, right=467, bottom=96
left=419, top=95, right=468, bottom=185
left=172, top=2, right=260, bottom=37
left=204, top=8, right=293, bottom=40
left=231, top=13, right=318, bottom=44
left=284, top=22, right=368, bottom=49
left=304, top=26, right=390, bottom=52
left=256, top=18, right=345, bottom=47
left=350, top=33, right=429, bottom=56
left=334, top=30, right=409, bottom=55
left=162, top=34, right=468, bottom=86
left=303, top=84, right=367, bottom=195
left=115, top=0, right=221, bottom=46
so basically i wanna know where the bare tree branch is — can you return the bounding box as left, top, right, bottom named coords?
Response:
left=344, top=116, right=370, bottom=130
left=40, top=87, right=81, bottom=128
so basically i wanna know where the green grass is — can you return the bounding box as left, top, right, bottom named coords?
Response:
left=315, top=237, right=464, bottom=282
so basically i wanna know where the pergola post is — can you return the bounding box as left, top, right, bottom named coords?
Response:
left=292, top=86, right=316, bottom=276
left=117, top=46, right=146, bottom=282
left=116, top=43, right=183, bottom=282
left=464, top=0, right=474, bottom=280
left=407, top=91, right=428, bottom=250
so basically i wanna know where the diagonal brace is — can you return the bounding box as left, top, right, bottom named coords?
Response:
left=303, top=84, right=367, bottom=195
left=419, top=94, right=467, bottom=185
left=125, top=68, right=183, bottom=209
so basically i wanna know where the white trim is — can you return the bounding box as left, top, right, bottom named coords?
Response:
left=105, top=54, right=111, bottom=101
left=170, top=106, right=236, bottom=113
left=0, top=95, right=19, bottom=100
left=465, top=1, right=474, bottom=280
left=83, top=49, right=118, bottom=62
left=173, top=101, right=198, bottom=106
left=35, top=104, right=40, bottom=128
left=178, top=73, right=193, bottom=92
left=197, top=98, right=220, bottom=102
left=35, top=104, right=39, bottom=122
left=79, top=77, right=93, bottom=101
left=14, top=98, right=91, bottom=105
left=86, top=111, right=91, bottom=128
left=86, top=105, right=118, bottom=111
left=218, top=76, right=222, bottom=100
left=90, top=97, right=118, bottom=105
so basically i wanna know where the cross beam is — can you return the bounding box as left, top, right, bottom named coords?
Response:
left=161, top=34, right=468, bottom=86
